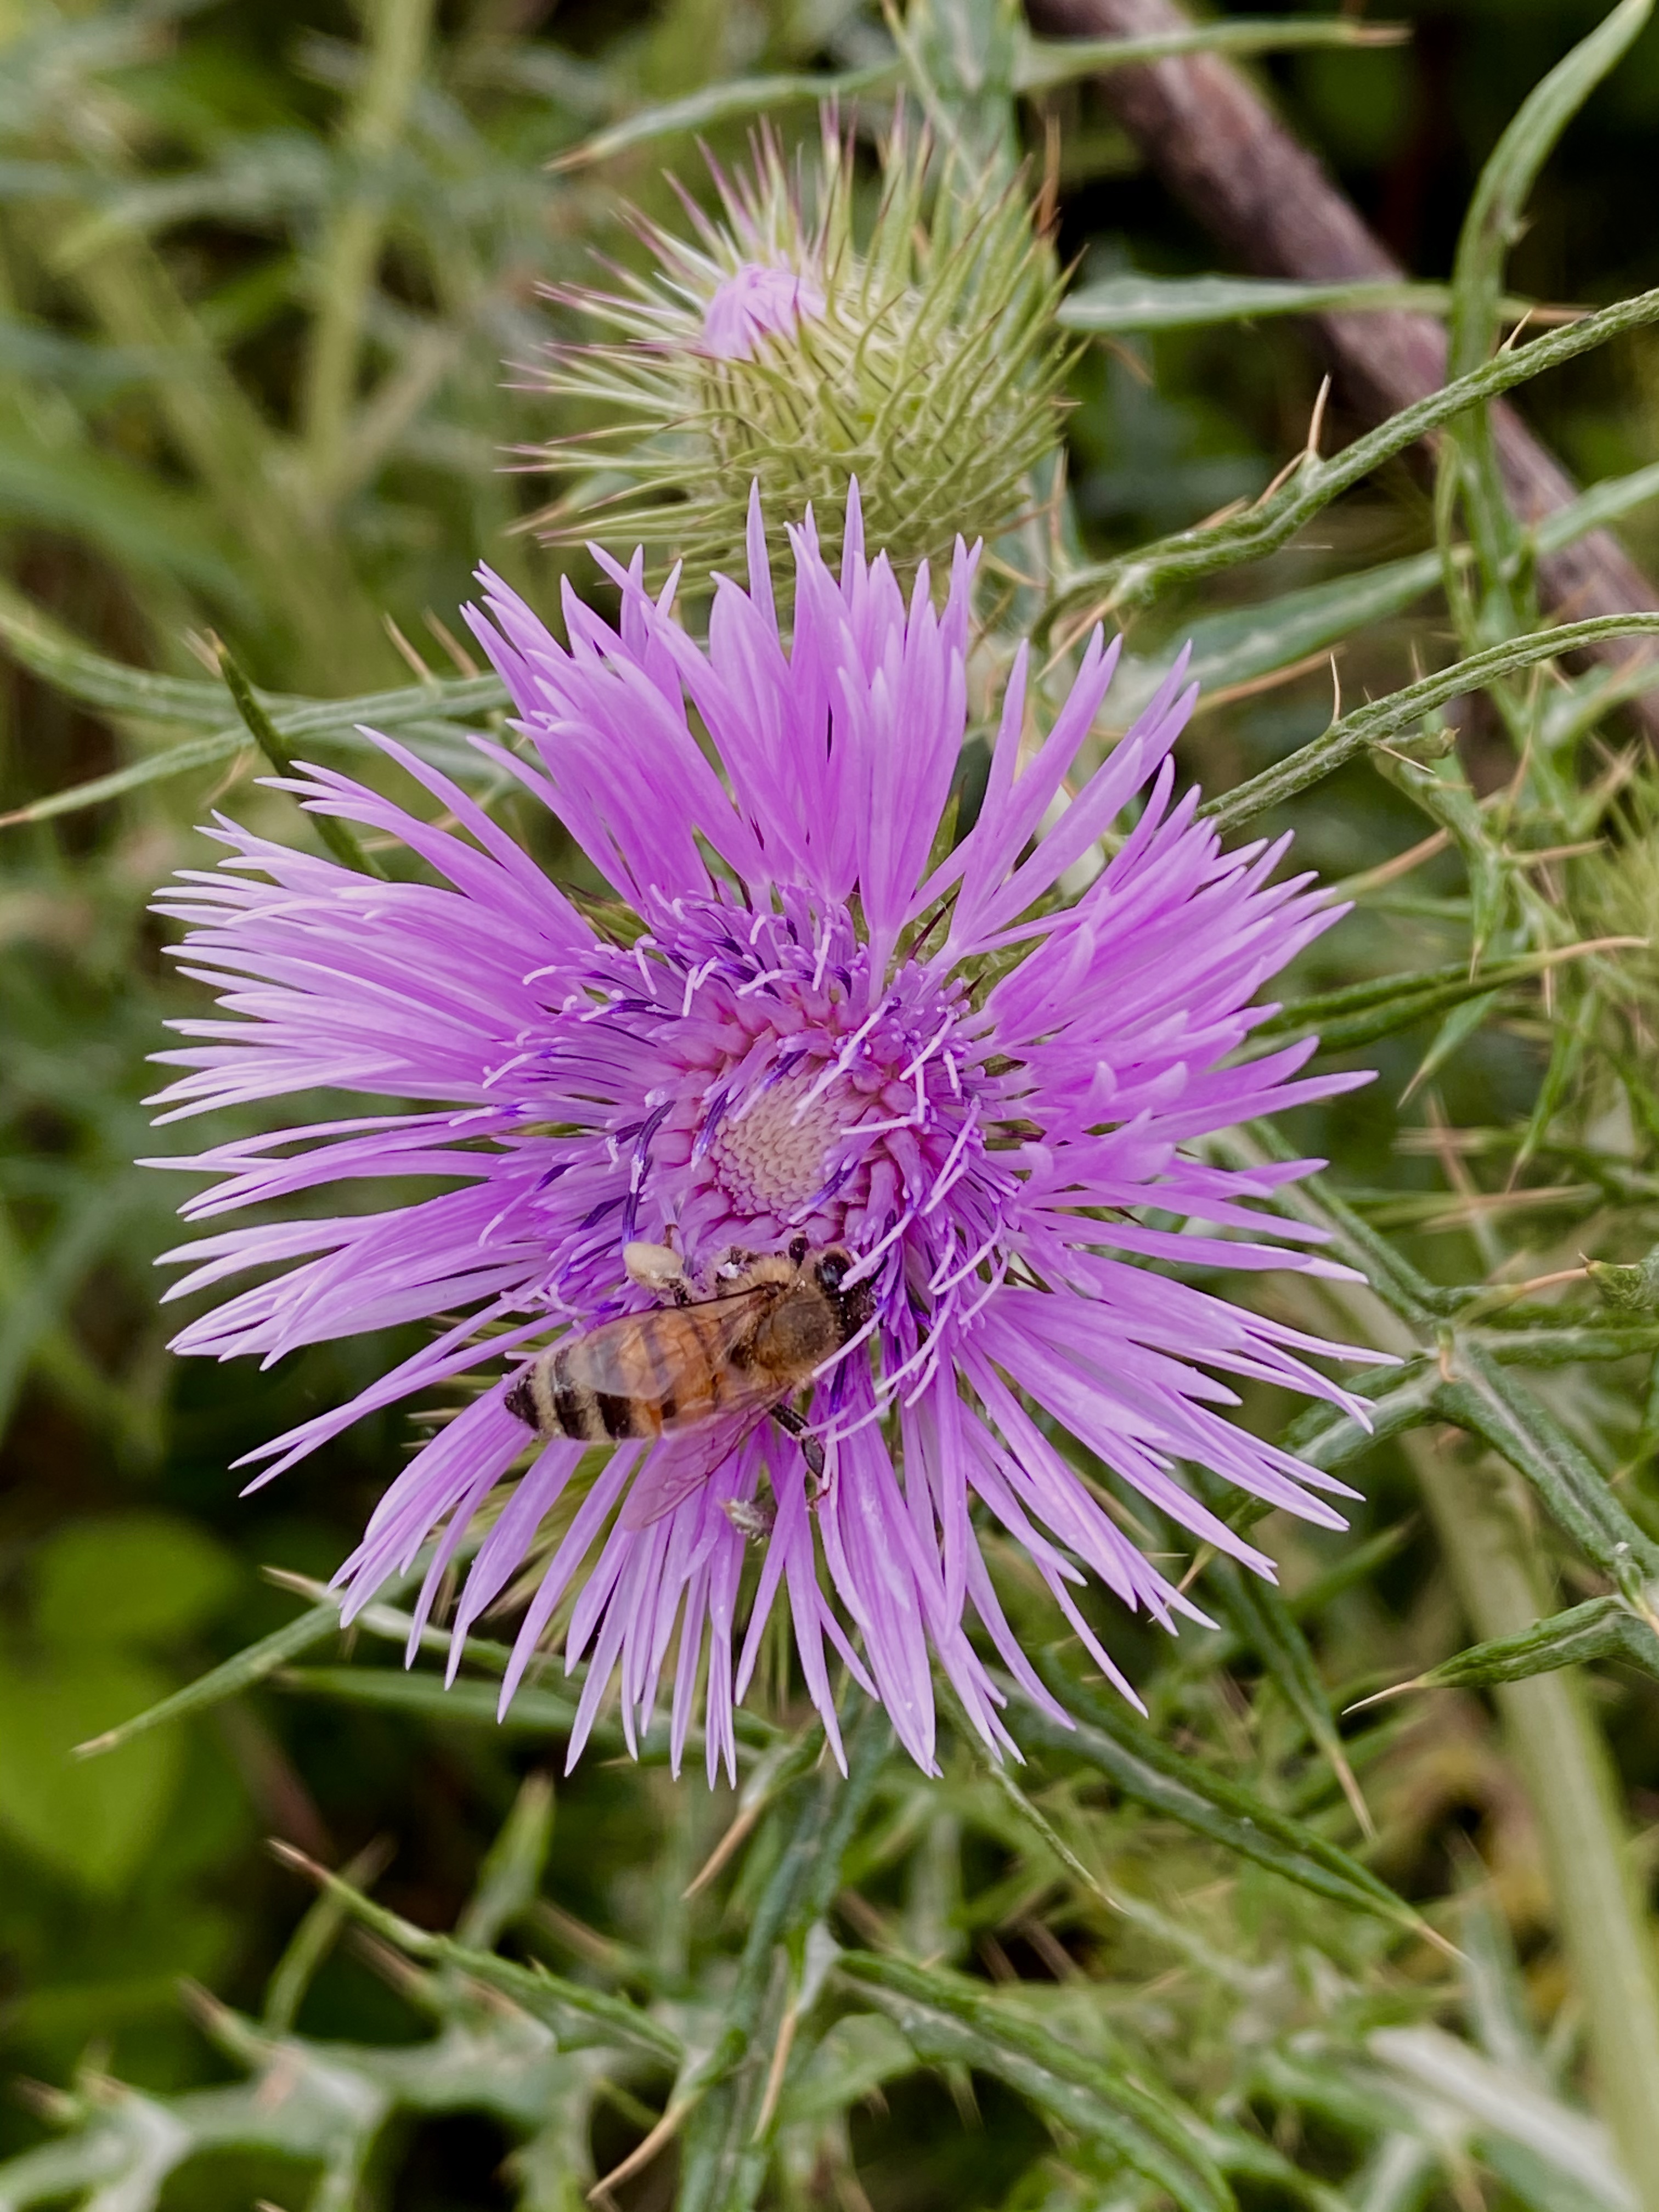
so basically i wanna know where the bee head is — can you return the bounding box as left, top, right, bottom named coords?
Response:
left=814, top=1247, right=876, bottom=1340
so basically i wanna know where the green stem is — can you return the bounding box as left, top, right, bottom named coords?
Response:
left=1406, top=1435, right=1659, bottom=2209
left=1045, top=281, right=1659, bottom=620
left=301, top=0, right=437, bottom=504
left=1268, top=1177, right=1659, bottom=2192
left=216, top=642, right=385, bottom=877
left=1310, top=1229, right=1659, bottom=2203
left=1201, top=611, right=1659, bottom=834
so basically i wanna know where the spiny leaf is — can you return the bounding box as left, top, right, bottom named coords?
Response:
left=552, top=20, right=1406, bottom=170
left=1203, top=612, right=1659, bottom=834
left=1022, top=1654, right=1438, bottom=1945
left=270, top=1841, right=682, bottom=2061
left=676, top=1705, right=890, bottom=2212
left=1430, top=1343, right=1659, bottom=1613
left=1355, top=1596, right=1659, bottom=1707
left=1048, top=284, right=1659, bottom=620
left=1260, top=943, right=1637, bottom=1058
left=839, top=1951, right=1237, bottom=2212
left=72, top=1599, right=348, bottom=1758
left=276, top=1665, right=581, bottom=1736
left=1061, top=271, right=1532, bottom=334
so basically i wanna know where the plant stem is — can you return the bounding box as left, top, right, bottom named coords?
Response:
left=1289, top=1246, right=1659, bottom=2204
left=302, top=0, right=437, bottom=504
left=1406, top=1432, right=1659, bottom=2206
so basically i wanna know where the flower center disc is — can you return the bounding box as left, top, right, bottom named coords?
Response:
left=706, top=1072, right=845, bottom=1220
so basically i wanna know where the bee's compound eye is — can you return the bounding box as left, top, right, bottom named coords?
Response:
left=816, top=1250, right=850, bottom=1292
left=787, top=1233, right=809, bottom=1265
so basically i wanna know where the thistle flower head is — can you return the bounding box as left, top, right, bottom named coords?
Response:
left=532, top=116, right=1074, bottom=580
left=150, top=488, right=1381, bottom=1782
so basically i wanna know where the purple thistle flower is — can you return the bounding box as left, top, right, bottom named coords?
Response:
left=150, top=486, right=1383, bottom=1782
left=701, top=260, right=826, bottom=359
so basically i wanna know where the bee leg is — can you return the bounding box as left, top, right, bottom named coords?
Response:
left=714, top=1243, right=760, bottom=1285
left=771, top=1404, right=825, bottom=1484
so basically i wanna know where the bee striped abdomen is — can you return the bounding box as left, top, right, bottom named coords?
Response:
left=505, top=1260, right=846, bottom=1460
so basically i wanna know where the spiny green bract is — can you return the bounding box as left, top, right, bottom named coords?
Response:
left=528, top=113, right=1075, bottom=582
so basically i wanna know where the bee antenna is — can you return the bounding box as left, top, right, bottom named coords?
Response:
left=787, top=1232, right=809, bottom=1265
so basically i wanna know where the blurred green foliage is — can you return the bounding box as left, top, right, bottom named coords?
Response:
left=3, top=0, right=1659, bottom=2207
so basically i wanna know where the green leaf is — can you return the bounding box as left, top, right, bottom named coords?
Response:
left=1442, top=0, right=1651, bottom=640
left=1279, top=1361, right=1441, bottom=1476
left=1201, top=1548, right=1373, bottom=1837
left=262, top=1835, right=393, bottom=2036
left=1449, top=0, right=1651, bottom=387
left=0, top=577, right=509, bottom=827
left=33, top=1514, right=240, bottom=1651
left=1023, top=1652, right=1432, bottom=1941
left=216, top=638, right=386, bottom=877
left=1108, top=548, right=1441, bottom=724
left=1105, top=452, right=1659, bottom=726
left=1376, top=1598, right=1659, bottom=1700
left=1257, top=940, right=1634, bottom=1058
left=72, top=1599, right=348, bottom=1757
left=838, top=1953, right=1237, bottom=2212
left=1048, top=283, right=1659, bottom=621
left=1062, top=272, right=1486, bottom=334
left=0, top=575, right=253, bottom=726
left=551, top=19, right=1405, bottom=170
left=1014, top=17, right=1408, bottom=93
left=275, top=1664, right=580, bottom=1735
left=550, top=63, right=899, bottom=169
left=270, top=1843, right=684, bottom=2061
left=1201, top=611, right=1659, bottom=833
left=677, top=1705, right=891, bottom=2212
left=459, top=1772, right=555, bottom=1950
left=1534, top=455, right=1659, bottom=554
left=776, top=2013, right=916, bottom=2130
left=1431, top=1343, right=1659, bottom=1612
left=0, top=1651, right=184, bottom=1893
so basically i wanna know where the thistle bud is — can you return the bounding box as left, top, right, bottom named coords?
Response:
left=531, top=114, right=1074, bottom=581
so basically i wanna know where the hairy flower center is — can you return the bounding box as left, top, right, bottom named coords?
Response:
left=706, top=1072, right=845, bottom=1218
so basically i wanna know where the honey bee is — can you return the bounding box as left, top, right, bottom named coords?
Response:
left=506, top=1236, right=874, bottom=1529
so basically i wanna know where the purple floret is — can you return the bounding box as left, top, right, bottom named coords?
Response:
left=149, top=484, right=1384, bottom=1781
left=701, top=260, right=826, bottom=359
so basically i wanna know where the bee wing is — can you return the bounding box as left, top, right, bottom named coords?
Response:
left=556, top=1284, right=777, bottom=1399
left=620, top=1407, right=771, bottom=1531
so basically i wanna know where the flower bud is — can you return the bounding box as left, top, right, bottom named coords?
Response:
left=531, top=114, right=1074, bottom=580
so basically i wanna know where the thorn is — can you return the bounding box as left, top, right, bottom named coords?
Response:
left=751, top=2006, right=800, bottom=2142
left=269, top=1837, right=329, bottom=1886
left=423, top=607, right=481, bottom=676
left=1328, top=1741, right=1376, bottom=1842
left=1498, top=305, right=1538, bottom=355
left=586, top=2092, right=699, bottom=2203
left=683, top=1798, right=766, bottom=1899
left=1343, top=1675, right=1428, bottom=1714
left=382, top=612, right=436, bottom=684
left=1304, top=374, right=1331, bottom=462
